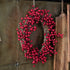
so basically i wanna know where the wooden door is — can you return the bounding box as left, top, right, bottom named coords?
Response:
left=0, top=0, right=68, bottom=70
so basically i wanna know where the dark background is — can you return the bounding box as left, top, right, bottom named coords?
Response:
left=26, top=0, right=70, bottom=3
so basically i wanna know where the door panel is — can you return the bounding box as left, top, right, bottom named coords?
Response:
left=0, top=0, right=67, bottom=70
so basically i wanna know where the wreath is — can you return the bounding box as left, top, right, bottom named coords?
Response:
left=16, top=6, right=63, bottom=67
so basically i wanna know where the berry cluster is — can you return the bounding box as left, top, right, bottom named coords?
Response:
left=16, top=6, right=63, bottom=67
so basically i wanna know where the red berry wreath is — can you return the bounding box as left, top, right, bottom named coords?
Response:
left=16, top=6, right=63, bottom=67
